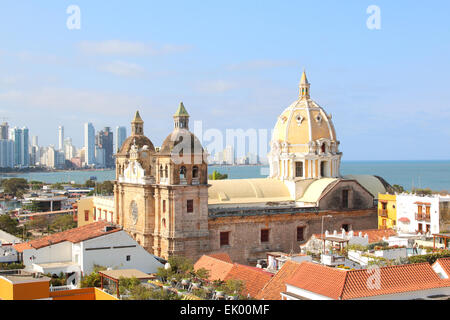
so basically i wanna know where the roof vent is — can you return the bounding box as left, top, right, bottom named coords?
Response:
left=104, top=226, right=115, bottom=232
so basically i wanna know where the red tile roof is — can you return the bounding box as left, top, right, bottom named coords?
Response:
left=13, top=221, right=120, bottom=252
left=224, top=264, right=273, bottom=298
left=256, top=260, right=303, bottom=300
left=194, top=255, right=234, bottom=281
left=434, top=258, right=450, bottom=278
left=194, top=254, right=273, bottom=297
left=207, top=252, right=233, bottom=264
left=286, top=261, right=449, bottom=300
left=312, top=229, right=397, bottom=244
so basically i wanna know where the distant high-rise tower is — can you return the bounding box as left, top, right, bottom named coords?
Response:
left=32, top=136, right=39, bottom=147
left=0, top=139, right=14, bottom=168
left=10, top=127, right=29, bottom=167
left=116, top=126, right=127, bottom=153
left=84, top=123, right=95, bottom=166
left=0, top=122, right=9, bottom=139
left=96, top=127, right=114, bottom=168
left=58, top=126, right=64, bottom=151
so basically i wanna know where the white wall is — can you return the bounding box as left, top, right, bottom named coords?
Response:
left=396, top=194, right=440, bottom=234
left=22, top=241, right=72, bottom=269
left=80, top=231, right=163, bottom=275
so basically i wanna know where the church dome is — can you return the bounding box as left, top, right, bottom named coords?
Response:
left=160, top=128, right=204, bottom=155
left=271, top=71, right=337, bottom=155
left=118, top=135, right=155, bottom=156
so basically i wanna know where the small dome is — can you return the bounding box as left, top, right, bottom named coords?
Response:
left=117, top=135, right=155, bottom=156
left=160, top=128, right=204, bottom=156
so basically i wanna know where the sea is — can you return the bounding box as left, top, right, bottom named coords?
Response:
left=0, top=161, right=449, bottom=192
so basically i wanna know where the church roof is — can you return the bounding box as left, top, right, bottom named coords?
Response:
left=174, top=102, right=189, bottom=117
left=296, top=178, right=338, bottom=203
left=159, top=128, right=204, bottom=156
left=132, top=110, right=144, bottom=123
left=208, top=178, right=292, bottom=205
left=117, top=135, right=155, bottom=156
left=343, top=175, right=388, bottom=199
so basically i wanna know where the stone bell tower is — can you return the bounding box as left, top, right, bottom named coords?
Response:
left=152, top=102, right=210, bottom=261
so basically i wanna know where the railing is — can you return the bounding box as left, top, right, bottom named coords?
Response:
left=379, top=209, right=388, bottom=217
left=415, top=213, right=431, bottom=222
left=50, top=284, right=77, bottom=292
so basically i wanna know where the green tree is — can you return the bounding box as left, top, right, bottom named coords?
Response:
left=26, top=216, right=50, bottom=233
left=95, top=181, right=114, bottom=195
left=208, top=170, right=228, bottom=180
left=0, top=215, right=20, bottom=234
left=51, top=214, right=76, bottom=232
left=84, top=180, right=96, bottom=188
left=80, top=265, right=107, bottom=288
left=392, top=184, right=405, bottom=193
left=1, top=178, right=29, bottom=197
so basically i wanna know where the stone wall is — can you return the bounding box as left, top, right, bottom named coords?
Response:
left=207, top=209, right=377, bottom=265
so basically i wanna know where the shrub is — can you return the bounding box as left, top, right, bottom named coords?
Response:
left=407, top=250, right=450, bottom=265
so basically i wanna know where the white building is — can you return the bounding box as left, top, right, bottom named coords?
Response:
left=396, top=193, right=450, bottom=235
left=14, top=221, right=163, bottom=286
left=84, top=122, right=96, bottom=166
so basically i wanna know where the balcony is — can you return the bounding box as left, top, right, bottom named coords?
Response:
left=415, top=213, right=431, bottom=222
left=379, top=209, right=388, bottom=217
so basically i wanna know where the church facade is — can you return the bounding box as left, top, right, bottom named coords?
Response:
left=113, top=72, right=390, bottom=264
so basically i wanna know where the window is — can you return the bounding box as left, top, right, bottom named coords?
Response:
left=162, top=200, right=166, bottom=213
left=321, top=143, right=326, bottom=153
left=342, top=190, right=349, bottom=209
left=93, top=208, right=96, bottom=220
left=381, top=202, right=387, bottom=210
left=126, top=255, right=131, bottom=261
left=84, top=210, right=89, bottom=222
left=295, top=162, right=303, bottom=178
left=159, top=165, right=163, bottom=177
left=418, top=223, right=423, bottom=233
left=220, top=232, right=230, bottom=247
left=193, top=166, right=199, bottom=178
left=180, top=166, right=186, bottom=179
left=341, top=224, right=351, bottom=232
left=296, top=227, right=304, bottom=242
left=426, top=224, right=431, bottom=233
left=164, top=165, right=168, bottom=178
left=187, top=200, right=194, bottom=213
left=320, top=161, right=326, bottom=177
left=261, top=229, right=269, bottom=243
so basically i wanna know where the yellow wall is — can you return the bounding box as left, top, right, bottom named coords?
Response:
left=94, top=288, right=119, bottom=300
left=378, top=193, right=397, bottom=229
left=77, top=197, right=94, bottom=227
left=0, top=278, right=13, bottom=300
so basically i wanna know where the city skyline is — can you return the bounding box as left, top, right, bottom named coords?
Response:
left=0, top=1, right=450, bottom=160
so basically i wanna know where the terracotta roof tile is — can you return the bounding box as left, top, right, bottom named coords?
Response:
left=285, top=261, right=450, bottom=300
left=207, top=252, right=233, bottom=264
left=224, top=264, right=273, bottom=298
left=13, top=221, right=120, bottom=252
left=285, top=262, right=347, bottom=299
left=194, top=255, right=234, bottom=281
left=434, top=258, right=450, bottom=278
left=256, top=260, right=303, bottom=300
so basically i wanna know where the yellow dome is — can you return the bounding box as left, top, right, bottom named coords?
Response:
left=272, top=72, right=337, bottom=154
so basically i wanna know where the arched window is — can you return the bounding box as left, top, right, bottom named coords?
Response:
left=159, top=165, right=163, bottom=178
left=164, top=165, right=168, bottom=178
left=321, top=143, right=326, bottom=153
left=180, top=166, right=186, bottom=179
left=192, top=166, right=199, bottom=178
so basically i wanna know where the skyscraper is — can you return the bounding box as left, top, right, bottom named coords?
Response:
left=84, top=123, right=95, bottom=166
left=0, top=139, right=14, bottom=168
left=58, top=126, right=64, bottom=151
left=10, top=127, right=29, bottom=167
left=0, top=122, right=9, bottom=140
left=96, top=127, right=114, bottom=168
left=116, top=126, right=127, bottom=153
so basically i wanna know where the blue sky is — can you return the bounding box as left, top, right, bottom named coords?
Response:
left=0, top=1, right=449, bottom=160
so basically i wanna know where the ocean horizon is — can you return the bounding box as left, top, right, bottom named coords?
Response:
left=0, top=160, right=449, bottom=192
